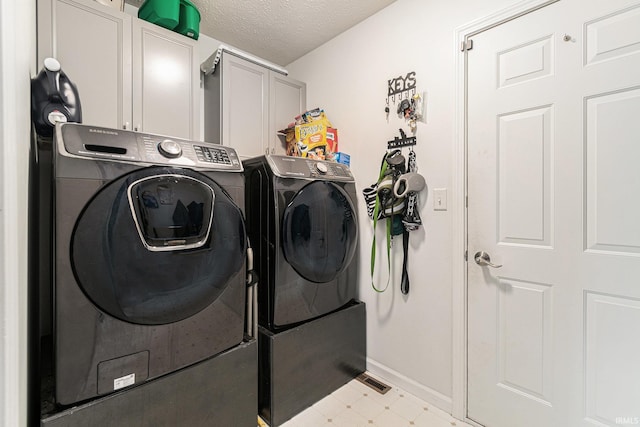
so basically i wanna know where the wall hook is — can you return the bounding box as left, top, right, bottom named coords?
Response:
left=387, top=128, right=417, bottom=149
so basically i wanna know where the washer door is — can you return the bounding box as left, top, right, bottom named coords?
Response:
left=281, top=181, right=358, bottom=283
left=71, top=167, right=246, bottom=325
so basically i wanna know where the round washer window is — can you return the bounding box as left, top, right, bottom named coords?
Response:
left=281, top=181, right=358, bottom=283
left=71, top=167, right=246, bottom=325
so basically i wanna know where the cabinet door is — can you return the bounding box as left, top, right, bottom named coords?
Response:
left=221, top=54, right=269, bottom=158
left=132, top=19, right=200, bottom=140
left=38, top=0, right=132, bottom=130
left=269, top=73, right=306, bottom=155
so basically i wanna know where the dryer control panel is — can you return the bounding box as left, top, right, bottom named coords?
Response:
left=266, top=155, right=354, bottom=182
left=56, top=123, right=242, bottom=171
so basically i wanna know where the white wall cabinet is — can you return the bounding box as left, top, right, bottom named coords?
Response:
left=37, top=0, right=199, bottom=140
left=269, top=72, right=307, bottom=155
left=204, top=53, right=306, bottom=158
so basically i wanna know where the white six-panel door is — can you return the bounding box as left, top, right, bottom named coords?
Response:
left=467, top=0, right=640, bottom=425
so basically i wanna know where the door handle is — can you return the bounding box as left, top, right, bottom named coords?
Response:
left=474, top=251, right=502, bottom=268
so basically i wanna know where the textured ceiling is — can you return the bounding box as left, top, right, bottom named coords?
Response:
left=126, top=0, right=396, bottom=65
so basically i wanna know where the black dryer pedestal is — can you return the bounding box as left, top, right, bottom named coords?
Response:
left=258, top=301, right=366, bottom=426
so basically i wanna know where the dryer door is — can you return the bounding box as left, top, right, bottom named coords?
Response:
left=71, top=167, right=246, bottom=325
left=281, top=181, right=358, bottom=283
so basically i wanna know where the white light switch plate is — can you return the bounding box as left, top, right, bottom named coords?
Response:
left=433, top=188, right=447, bottom=211
left=417, top=91, right=427, bottom=123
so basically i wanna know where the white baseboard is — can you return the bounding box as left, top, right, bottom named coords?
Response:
left=365, top=358, right=453, bottom=415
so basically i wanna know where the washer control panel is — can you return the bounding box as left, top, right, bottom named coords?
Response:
left=57, top=123, right=242, bottom=171
left=193, top=145, right=232, bottom=165
left=139, top=134, right=240, bottom=170
left=266, top=155, right=354, bottom=182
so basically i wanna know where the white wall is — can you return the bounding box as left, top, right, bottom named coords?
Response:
left=0, top=0, right=36, bottom=425
left=287, top=0, right=518, bottom=411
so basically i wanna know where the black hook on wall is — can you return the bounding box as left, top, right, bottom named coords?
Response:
left=387, top=128, right=416, bottom=150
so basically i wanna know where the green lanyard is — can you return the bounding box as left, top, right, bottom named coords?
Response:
left=371, top=211, right=392, bottom=293
left=370, top=157, right=392, bottom=293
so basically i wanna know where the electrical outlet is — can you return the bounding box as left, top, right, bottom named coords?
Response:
left=433, top=188, right=447, bottom=211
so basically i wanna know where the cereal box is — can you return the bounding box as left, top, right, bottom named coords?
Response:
left=282, top=109, right=340, bottom=160
left=326, top=127, right=338, bottom=155
left=294, top=112, right=333, bottom=159
left=335, top=152, right=350, bottom=167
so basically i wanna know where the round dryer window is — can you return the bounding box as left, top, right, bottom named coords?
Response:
left=281, top=181, right=358, bottom=283
left=71, top=166, right=246, bottom=325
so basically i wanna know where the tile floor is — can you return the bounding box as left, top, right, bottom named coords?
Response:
left=272, top=374, right=473, bottom=427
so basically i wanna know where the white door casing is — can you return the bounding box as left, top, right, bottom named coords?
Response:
left=466, top=0, right=640, bottom=426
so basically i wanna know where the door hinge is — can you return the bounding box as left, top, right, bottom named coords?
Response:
left=460, top=39, right=473, bottom=52
left=464, top=250, right=468, bottom=261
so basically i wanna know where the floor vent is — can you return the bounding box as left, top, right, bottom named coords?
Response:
left=356, top=373, right=392, bottom=394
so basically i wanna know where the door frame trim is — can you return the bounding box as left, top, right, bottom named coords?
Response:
left=451, top=0, right=560, bottom=421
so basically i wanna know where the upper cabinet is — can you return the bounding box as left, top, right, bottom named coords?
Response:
left=204, top=53, right=306, bottom=159
left=132, top=19, right=199, bottom=139
left=269, top=73, right=307, bottom=155
left=37, top=0, right=132, bottom=132
left=37, top=0, right=199, bottom=140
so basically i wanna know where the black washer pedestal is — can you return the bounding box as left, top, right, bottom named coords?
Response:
left=40, top=339, right=257, bottom=427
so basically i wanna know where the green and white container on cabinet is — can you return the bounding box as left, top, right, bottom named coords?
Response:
left=138, top=0, right=200, bottom=39
left=138, top=0, right=180, bottom=30
left=175, top=0, right=201, bottom=40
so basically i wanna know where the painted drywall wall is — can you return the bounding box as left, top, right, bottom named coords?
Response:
left=0, top=0, right=37, bottom=425
left=21, top=0, right=523, bottom=418
left=287, top=0, right=518, bottom=410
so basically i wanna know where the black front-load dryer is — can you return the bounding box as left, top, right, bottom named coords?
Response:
left=243, top=155, right=358, bottom=331
left=50, top=123, right=247, bottom=406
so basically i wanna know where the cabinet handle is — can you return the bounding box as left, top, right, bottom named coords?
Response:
left=123, top=122, right=129, bottom=130
left=134, top=124, right=140, bottom=132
